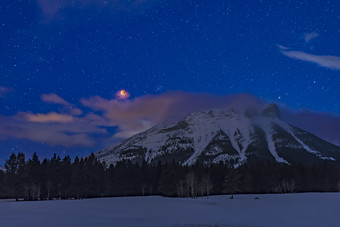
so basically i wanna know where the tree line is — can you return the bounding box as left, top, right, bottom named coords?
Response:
left=0, top=152, right=340, bottom=201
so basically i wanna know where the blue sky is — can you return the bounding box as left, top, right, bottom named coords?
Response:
left=0, top=0, right=339, bottom=162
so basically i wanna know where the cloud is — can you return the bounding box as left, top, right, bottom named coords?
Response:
left=276, top=45, right=289, bottom=50
left=0, top=92, right=265, bottom=147
left=41, top=93, right=70, bottom=106
left=80, top=92, right=265, bottom=138
left=1, top=91, right=339, bottom=149
left=81, top=92, right=340, bottom=145
left=0, top=86, right=14, bottom=98
left=0, top=115, right=89, bottom=147
left=280, top=50, right=340, bottom=70
left=304, top=32, right=319, bottom=42
left=0, top=112, right=108, bottom=147
left=37, top=0, right=157, bottom=18
left=41, top=93, right=83, bottom=116
left=69, top=108, right=83, bottom=116
left=22, top=112, right=74, bottom=123
left=281, top=108, right=340, bottom=146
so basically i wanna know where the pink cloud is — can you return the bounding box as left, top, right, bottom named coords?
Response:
left=81, top=92, right=264, bottom=119
left=1, top=91, right=339, bottom=149
left=81, top=92, right=266, bottom=138
left=41, top=93, right=70, bottom=105
left=69, top=107, right=83, bottom=116
left=41, top=93, right=83, bottom=116
left=0, top=115, right=91, bottom=147
left=0, top=112, right=108, bottom=147
left=22, top=112, right=74, bottom=123
left=81, top=92, right=340, bottom=145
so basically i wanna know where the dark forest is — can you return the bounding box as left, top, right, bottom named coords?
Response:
left=1, top=152, right=339, bottom=201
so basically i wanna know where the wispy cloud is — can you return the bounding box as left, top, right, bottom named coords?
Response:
left=279, top=46, right=340, bottom=70
left=42, top=93, right=83, bottom=116
left=22, top=112, right=74, bottom=123
left=276, top=45, right=289, bottom=50
left=37, top=0, right=157, bottom=18
left=304, top=32, right=319, bottom=42
left=41, top=93, right=70, bottom=106
left=0, top=111, right=109, bottom=147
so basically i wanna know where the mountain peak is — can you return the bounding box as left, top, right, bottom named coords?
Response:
left=96, top=105, right=339, bottom=167
left=262, top=103, right=280, bottom=119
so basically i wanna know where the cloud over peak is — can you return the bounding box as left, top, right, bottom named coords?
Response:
left=0, top=92, right=339, bottom=148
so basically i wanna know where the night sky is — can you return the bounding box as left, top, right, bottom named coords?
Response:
left=1, top=0, right=340, bottom=164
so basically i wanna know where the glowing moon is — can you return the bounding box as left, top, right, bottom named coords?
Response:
left=120, top=90, right=127, bottom=97
left=117, top=89, right=130, bottom=100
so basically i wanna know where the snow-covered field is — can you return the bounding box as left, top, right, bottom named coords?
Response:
left=1, top=193, right=339, bottom=227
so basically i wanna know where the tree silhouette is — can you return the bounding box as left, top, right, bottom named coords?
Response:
left=1, top=152, right=340, bottom=200
left=223, top=168, right=241, bottom=199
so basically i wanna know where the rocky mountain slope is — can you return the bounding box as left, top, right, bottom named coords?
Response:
left=95, top=104, right=340, bottom=167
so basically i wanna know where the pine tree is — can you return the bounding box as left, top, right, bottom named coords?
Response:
left=0, top=168, right=5, bottom=198
left=16, top=153, right=26, bottom=200
left=27, top=152, right=42, bottom=200
left=60, top=156, right=72, bottom=199
left=5, top=153, right=18, bottom=175
left=4, top=153, right=19, bottom=200
left=158, top=162, right=178, bottom=197
left=222, top=168, right=241, bottom=199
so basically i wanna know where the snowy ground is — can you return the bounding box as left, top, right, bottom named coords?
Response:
left=1, top=193, right=340, bottom=227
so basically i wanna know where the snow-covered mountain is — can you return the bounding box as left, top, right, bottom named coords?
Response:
left=95, top=104, right=340, bottom=167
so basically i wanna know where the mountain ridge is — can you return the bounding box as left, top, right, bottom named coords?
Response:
left=95, top=104, right=340, bottom=167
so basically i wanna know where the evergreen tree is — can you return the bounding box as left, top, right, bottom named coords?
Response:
left=16, top=153, right=27, bottom=200
left=158, top=161, right=178, bottom=196
left=222, top=168, right=241, bottom=199
left=5, top=153, right=18, bottom=175
left=2, top=152, right=340, bottom=200
left=60, top=156, right=72, bottom=199
left=0, top=168, right=4, bottom=198
left=4, top=153, right=20, bottom=200
left=70, top=156, right=85, bottom=199
left=26, top=152, right=42, bottom=200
